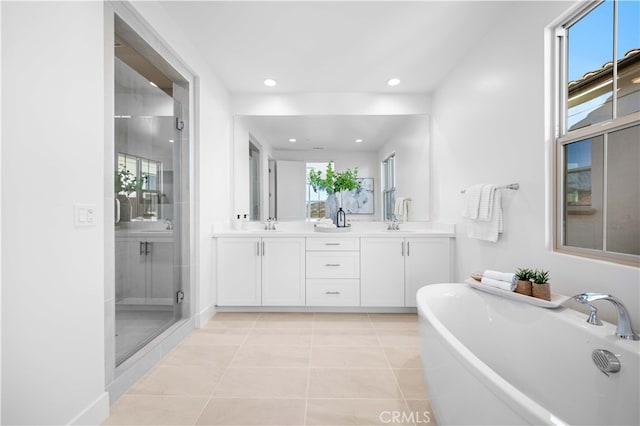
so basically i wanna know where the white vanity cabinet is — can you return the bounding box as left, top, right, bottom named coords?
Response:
left=306, top=237, right=360, bottom=306
left=216, top=237, right=305, bottom=306
left=360, top=238, right=405, bottom=306
left=115, top=234, right=174, bottom=305
left=404, top=237, right=452, bottom=307
left=360, top=237, right=452, bottom=307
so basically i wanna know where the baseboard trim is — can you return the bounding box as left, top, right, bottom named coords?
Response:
left=215, top=306, right=417, bottom=313
left=198, top=303, right=217, bottom=327
left=68, top=391, right=110, bottom=426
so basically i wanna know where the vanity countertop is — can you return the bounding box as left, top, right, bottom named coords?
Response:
left=212, top=222, right=455, bottom=238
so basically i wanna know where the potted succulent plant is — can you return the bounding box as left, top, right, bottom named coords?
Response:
left=514, top=268, right=534, bottom=296
left=308, top=162, right=361, bottom=220
left=531, top=269, right=551, bottom=301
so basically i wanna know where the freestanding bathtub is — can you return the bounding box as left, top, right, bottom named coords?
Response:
left=417, top=283, right=640, bottom=425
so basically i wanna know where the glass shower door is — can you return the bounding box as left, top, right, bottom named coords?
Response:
left=114, top=57, right=183, bottom=365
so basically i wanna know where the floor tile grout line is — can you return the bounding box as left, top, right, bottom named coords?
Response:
left=303, top=322, right=315, bottom=426
left=376, top=324, right=417, bottom=426
left=192, top=315, right=249, bottom=426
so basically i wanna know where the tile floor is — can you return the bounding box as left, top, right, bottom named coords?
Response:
left=103, top=312, right=437, bottom=426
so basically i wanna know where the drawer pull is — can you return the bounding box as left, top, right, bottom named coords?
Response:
left=325, top=263, right=341, bottom=267
left=324, top=243, right=341, bottom=246
left=325, top=291, right=341, bottom=295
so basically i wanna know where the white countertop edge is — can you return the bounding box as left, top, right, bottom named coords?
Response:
left=211, top=224, right=455, bottom=238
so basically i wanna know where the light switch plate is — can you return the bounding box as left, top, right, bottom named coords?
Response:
left=74, top=203, right=97, bottom=227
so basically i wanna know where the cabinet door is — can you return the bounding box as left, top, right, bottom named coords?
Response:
left=147, top=239, right=174, bottom=305
left=117, top=239, right=147, bottom=304
left=360, top=238, right=405, bottom=307
left=217, top=238, right=262, bottom=306
left=405, top=238, right=452, bottom=307
left=262, top=238, right=305, bottom=306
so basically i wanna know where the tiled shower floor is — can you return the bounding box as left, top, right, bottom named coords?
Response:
left=104, top=312, right=436, bottom=426
left=115, top=309, right=176, bottom=365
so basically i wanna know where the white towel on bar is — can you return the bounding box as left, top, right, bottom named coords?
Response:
left=462, top=184, right=484, bottom=219
left=467, top=188, right=503, bottom=242
left=394, top=197, right=411, bottom=220
left=481, top=276, right=516, bottom=292
left=477, top=184, right=496, bottom=221
left=395, top=197, right=406, bottom=217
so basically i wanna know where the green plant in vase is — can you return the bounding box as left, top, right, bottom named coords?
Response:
left=514, top=268, right=534, bottom=296
left=308, top=162, right=361, bottom=221
left=115, top=167, right=142, bottom=222
left=531, top=269, right=551, bottom=301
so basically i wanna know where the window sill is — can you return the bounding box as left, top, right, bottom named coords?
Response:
left=567, top=206, right=597, bottom=215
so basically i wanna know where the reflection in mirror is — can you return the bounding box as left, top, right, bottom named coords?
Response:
left=249, top=142, right=261, bottom=220
left=233, top=114, right=431, bottom=222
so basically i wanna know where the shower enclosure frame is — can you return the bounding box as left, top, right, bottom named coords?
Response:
left=104, top=1, right=199, bottom=402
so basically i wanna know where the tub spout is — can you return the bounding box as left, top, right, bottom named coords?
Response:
left=572, top=293, right=639, bottom=340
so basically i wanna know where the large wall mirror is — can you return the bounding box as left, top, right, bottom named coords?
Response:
left=233, top=114, right=431, bottom=222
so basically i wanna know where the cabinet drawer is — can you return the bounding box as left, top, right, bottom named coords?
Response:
left=306, top=237, right=359, bottom=251
left=306, top=252, right=360, bottom=278
left=306, top=279, right=360, bottom=306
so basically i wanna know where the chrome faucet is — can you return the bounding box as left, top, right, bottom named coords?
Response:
left=572, top=293, right=639, bottom=340
left=387, top=217, right=400, bottom=231
left=264, top=218, right=277, bottom=231
left=164, top=219, right=173, bottom=230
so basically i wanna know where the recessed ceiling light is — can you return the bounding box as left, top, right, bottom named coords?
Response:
left=355, top=139, right=363, bottom=143
left=169, top=139, right=175, bottom=143
left=149, top=81, right=159, bottom=88
left=264, top=78, right=277, bottom=87
left=289, top=138, right=297, bottom=143
left=387, top=78, right=401, bottom=86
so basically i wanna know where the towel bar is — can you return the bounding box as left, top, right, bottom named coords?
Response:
left=460, top=183, right=519, bottom=194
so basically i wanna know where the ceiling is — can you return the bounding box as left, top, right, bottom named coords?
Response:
left=237, top=114, right=424, bottom=151
left=159, top=1, right=509, bottom=94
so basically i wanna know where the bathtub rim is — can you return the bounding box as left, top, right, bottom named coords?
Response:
left=417, top=283, right=568, bottom=425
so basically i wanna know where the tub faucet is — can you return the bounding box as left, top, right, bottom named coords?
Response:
left=572, top=293, right=639, bottom=340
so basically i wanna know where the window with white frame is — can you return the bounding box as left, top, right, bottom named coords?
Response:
left=554, top=0, right=639, bottom=264
left=382, top=154, right=396, bottom=221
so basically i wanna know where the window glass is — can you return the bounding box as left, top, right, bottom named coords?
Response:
left=307, top=162, right=330, bottom=219
left=616, top=0, right=640, bottom=118
left=564, top=136, right=604, bottom=250
left=567, top=1, right=614, bottom=131
left=382, top=154, right=396, bottom=221
left=606, top=124, right=640, bottom=255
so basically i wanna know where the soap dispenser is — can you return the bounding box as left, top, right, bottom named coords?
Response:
left=336, top=208, right=346, bottom=228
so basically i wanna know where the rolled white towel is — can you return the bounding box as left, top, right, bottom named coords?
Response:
left=481, top=277, right=516, bottom=292
left=483, top=270, right=516, bottom=284
left=315, top=223, right=336, bottom=228
left=319, top=218, right=333, bottom=225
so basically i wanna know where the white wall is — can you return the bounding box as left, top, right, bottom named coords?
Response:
left=430, top=1, right=640, bottom=329
left=379, top=115, right=431, bottom=221
left=1, top=2, right=109, bottom=424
